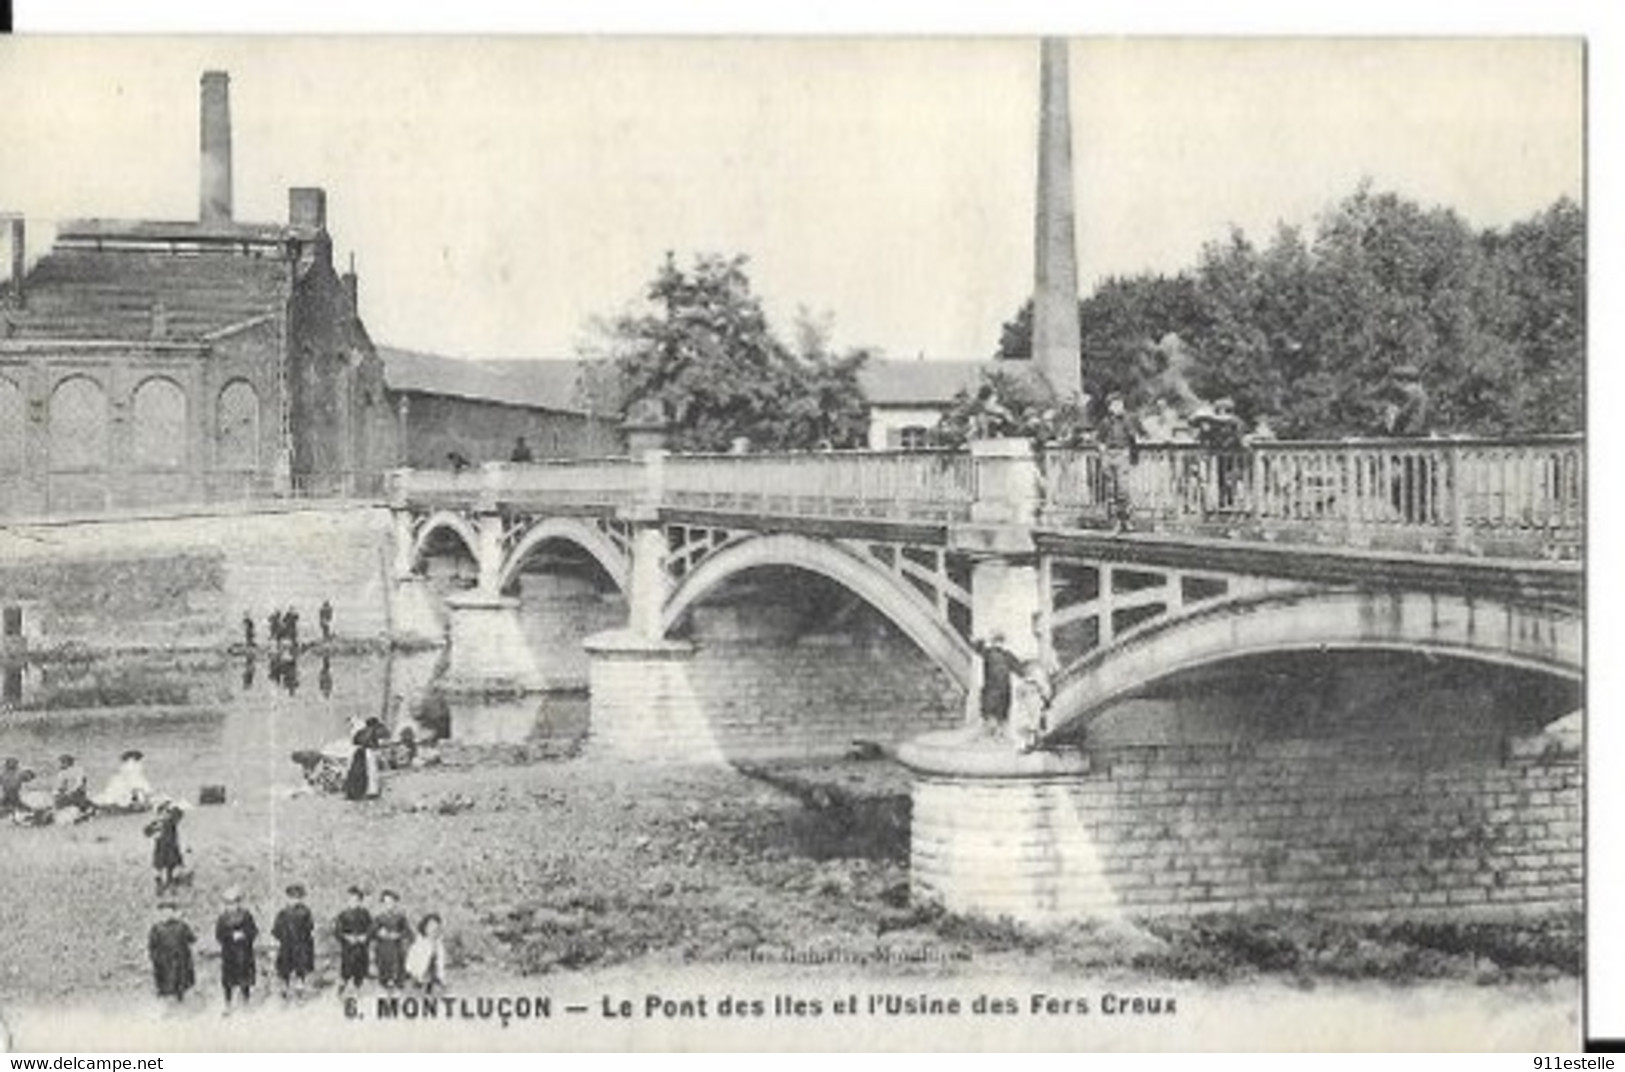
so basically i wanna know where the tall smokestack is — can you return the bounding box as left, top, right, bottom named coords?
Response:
left=7, top=217, right=24, bottom=307
left=200, top=70, right=233, bottom=224
left=1032, top=38, right=1083, bottom=399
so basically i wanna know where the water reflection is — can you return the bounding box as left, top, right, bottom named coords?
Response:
left=0, top=650, right=589, bottom=816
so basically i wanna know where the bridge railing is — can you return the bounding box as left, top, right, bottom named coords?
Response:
left=390, top=435, right=1582, bottom=560
left=390, top=458, right=641, bottom=510
left=661, top=449, right=976, bottom=522
left=1042, top=435, right=1582, bottom=557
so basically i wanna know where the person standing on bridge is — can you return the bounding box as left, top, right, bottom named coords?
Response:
left=1097, top=392, right=1141, bottom=533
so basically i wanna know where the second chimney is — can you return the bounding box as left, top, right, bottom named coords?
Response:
left=200, top=71, right=233, bottom=224
left=8, top=217, right=25, bottom=308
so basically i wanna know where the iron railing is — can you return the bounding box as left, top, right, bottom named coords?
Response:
left=383, top=434, right=1583, bottom=561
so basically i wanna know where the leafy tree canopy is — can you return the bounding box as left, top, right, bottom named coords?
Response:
left=993, top=185, right=1584, bottom=438
left=594, top=253, right=870, bottom=452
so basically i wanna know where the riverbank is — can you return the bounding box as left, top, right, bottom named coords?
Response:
left=0, top=749, right=1581, bottom=1050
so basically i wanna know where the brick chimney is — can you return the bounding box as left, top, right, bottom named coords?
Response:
left=342, top=253, right=359, bottom=314
left=1032, top=38, right=1083, bottom=400
left=289, top=187, right=327, bottom=234
left=200, top=71, right=233, bottom=224
left=7, top=216, right=24, bottom=308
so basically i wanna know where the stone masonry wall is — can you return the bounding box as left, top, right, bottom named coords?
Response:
left=586, top=623, right=965, bottom=763
left=911, top=726, right=1580, bottom=922
left=684, top=634, right=963, bottom=758
left=1081, top=732, right=1580, bottom=917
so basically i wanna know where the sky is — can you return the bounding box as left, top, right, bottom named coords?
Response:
left=0, top=36, right=1584, bottom=364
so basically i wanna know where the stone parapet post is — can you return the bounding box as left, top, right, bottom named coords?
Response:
left=970, top=437, right=1042, bottom=526
left=898, top=729, right=1113, bottom=925
left=583, top=628, right=722, bottom=764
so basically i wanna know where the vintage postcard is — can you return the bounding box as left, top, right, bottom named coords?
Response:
left=0, top=35, right=1586, bottom=1051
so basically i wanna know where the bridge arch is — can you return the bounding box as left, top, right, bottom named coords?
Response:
left=410, top=510, right=481, bottom=572
left=661, top=532, right=974, bottom=690
left=1046, top=587, right=1582, bottom=740
left=497, top=516, right=630, bottom=595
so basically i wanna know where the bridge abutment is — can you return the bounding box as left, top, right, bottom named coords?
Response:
left=901, top=730, right=1119, bottom=924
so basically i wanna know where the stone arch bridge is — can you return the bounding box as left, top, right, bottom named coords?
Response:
left=390, top=436, right=1583, bottom=924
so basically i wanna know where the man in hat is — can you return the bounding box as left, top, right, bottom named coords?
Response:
left=1380, top=364, right=1431, bottom=438
left=334, top=886, right=373, bottom=996
left=148, top=899, right=196, bottom=1003
left=372, top=889, right=412, bottom=990
left=272, top=883, right=316, bottom=1000
left=215, top=886, right=259, bottom=1014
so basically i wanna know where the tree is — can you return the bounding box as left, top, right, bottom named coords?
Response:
left=597, top=253, right=870, bottom=452
left=989, top=185, right=1584, bottom=440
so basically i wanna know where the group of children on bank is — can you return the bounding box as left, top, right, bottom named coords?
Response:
left=149, top=883, right=448, bottom=1012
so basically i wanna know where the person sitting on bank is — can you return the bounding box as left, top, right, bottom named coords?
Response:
left=509, top=436, right=534, bottom=463
left=95, top=750, right=154, bottom=811
left=1, top=756, right=36, bottom=816
left=53, top=754, right=92, bottom=813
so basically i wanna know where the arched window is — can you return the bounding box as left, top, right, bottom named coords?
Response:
left=131, top=377, right=188, bottom=470
left=217, top=380, right=260, bottom=470
left=49, top=375, right=107, bottom=471
left=0, top=376, right=22, bottom=471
